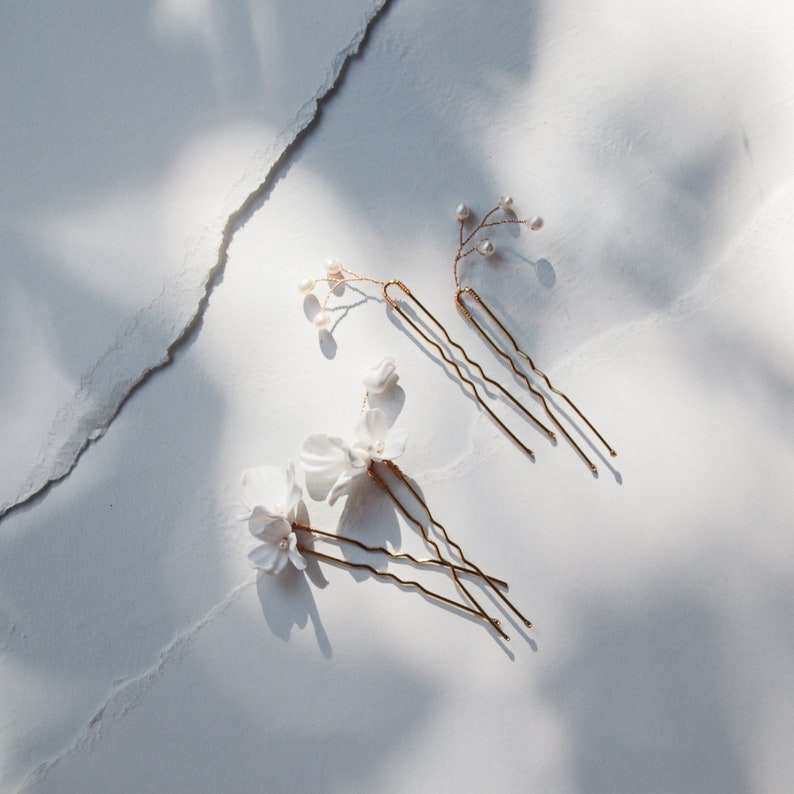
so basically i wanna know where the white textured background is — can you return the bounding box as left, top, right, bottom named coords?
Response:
left=2, top=1, right=793, bottom=791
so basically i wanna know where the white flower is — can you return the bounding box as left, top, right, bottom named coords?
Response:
left=300, top=434, right=368, bottom=506
left=238, top=464, right=306, bottom=574
left=299, top=409, right=407, bottom=505
left=351, top=408, right=407, bottom=463
left=362, top=356, right=398, bottom=394
left=247, top=518, right=306, bottom=574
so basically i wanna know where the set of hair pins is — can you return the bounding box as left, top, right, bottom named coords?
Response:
left=299, top=197, right=616, bottom=474
left=239, top=359, right=531, bottom=643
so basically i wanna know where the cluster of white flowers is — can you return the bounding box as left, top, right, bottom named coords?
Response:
left=239, top=358, right=405, bottom=575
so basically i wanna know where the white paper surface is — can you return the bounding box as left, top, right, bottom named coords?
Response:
left=2, top=1, right=793, bottom=792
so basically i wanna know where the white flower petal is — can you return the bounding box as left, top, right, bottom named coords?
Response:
left=271, top=551, right=290, bottom=575
left=354, top=408, right=390, bottom=448
left=247, top=544, right=282, bottom=574
left=300, top=434, right=353, bottom=478
left=240, top=466, right=288, bottom=516
left=260, top=517, right=292, bottom=542
left=362, top=356, right=398, bottom=394
left=284, top=462, right=303, bottom=517
left=328, top=467, right=366, bottom=505
left=377, top=425, right=407, bottom=461
left=246, top=507, right=284, bottom=539
left=288, top=534, right=307, bottom=571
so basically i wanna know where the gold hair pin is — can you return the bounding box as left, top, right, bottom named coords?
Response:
left=239, top=359, right=532, bottom=644
left=298, top=196, right=616, bottom=473
left=451, top=198, right=617, bottom=472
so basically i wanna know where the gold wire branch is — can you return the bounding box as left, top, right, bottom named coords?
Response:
left=384, top=460, right=533, bottom=630
left=319, top=267, right=385, bottom=310
left=367, top=463, right=510, bottom=641
left=454, top=204, right=531, bottom=288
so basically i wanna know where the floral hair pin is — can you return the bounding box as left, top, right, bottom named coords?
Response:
left=240, top=359, right=532, bottom=643
left=299, top=198, right=615, bottom=474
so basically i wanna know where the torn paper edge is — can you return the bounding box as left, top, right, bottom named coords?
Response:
left=0, top=0, right=392, bottom=523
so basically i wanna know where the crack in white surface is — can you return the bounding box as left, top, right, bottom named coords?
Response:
left=17, top=578, right=255, bottom=792
left=0, top=0, right=392, bottom=523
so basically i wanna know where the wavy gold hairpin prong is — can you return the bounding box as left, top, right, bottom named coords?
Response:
left=299, top=263, right=557, bottom=460
left=367, top=462, right=511, bottom=642
left=297, top=546, right=497, bottom=627
left=456, top=287, right=612, bottom=471
left=452, top=198, right=617, bottom=471
left=382, top=280, right=559, bottom=455
left=382, top=460, right=533, bottom=630
left=240, top=464, right=508, bottom=637
left=293, top=521, right=508, bottom=589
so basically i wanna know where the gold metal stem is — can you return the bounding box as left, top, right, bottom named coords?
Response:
left=385, top=460, right=533, bottom=629
left=383, top=280, right=559, bottom=459
left=368, top=464, right=510, bottom=641
left=456, top=287, right=617, bottom=462
left=292, top=522, right=507, bottom=589
left=299, top=546, right=496, bottom=629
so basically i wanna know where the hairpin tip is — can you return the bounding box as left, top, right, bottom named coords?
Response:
left=525, top=620, right=533, bottom=629
left=610, top=449, right=618, bottom=458
left=591, top=464, right=598, bottom=473
left=549, top=431, right=557, bottom=441
left=504, top=635, right=511, bottom=642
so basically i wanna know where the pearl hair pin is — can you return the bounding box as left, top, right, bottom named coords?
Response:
left=451, top=200, right=617, bottom=472
left=297, top=196, right=616, bottom=475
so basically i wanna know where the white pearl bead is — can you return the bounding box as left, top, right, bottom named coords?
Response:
left=313, top=310, right=331, bottom=329
left=298, top=277, right=315, bottom=294
left=498, top=195, right=514, bottom=211
left=274, top=503, right=284, bottom=515
left=278, top=539, right=289, bottom=551
left=325, top=258, right=342, bottom=276
left=526, top=216, right=544, bottom=230
left=454, top=203, right=471, bottom=221
left=476, top=238, right=496, bottom=257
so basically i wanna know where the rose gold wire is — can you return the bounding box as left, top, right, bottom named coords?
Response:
left=454, top=206, right=514, bottom=288
left=385, top=460, right=533, bottom=629
left=368, top=463, right=511, bottom=641
left=292, top=522, right=508, bottom=588
left=382, top=280, right=559, bottom=458
left=298, top=546, right=492, bottom=627
left=320, top=267, right=386, bottom=311
left=456, top=287, right=617, bottom=464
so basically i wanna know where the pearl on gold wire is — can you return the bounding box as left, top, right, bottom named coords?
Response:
left=313, top=310, right=331, bottom=329
left=498, top=195, right=514, bottom=212
left=476, top=238, right=496, bottom=257
left=454, top=203, right=471, bottom=221
left=298, top=277, right=315, bottom=294
left=325, top=258, right=343, bottom=276
left=525, top=216, right=544, bottom=231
